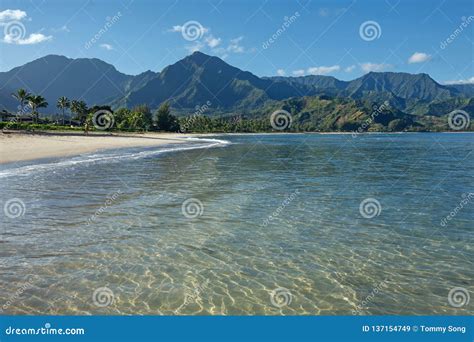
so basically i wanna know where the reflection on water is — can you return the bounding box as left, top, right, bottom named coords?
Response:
left=0, top=134, right=473, bottom=315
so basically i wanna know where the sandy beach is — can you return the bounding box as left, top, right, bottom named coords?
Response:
left=0, top=131, right=189, bottom=164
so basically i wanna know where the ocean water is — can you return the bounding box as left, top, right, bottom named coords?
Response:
left=0, top=133, right=472, bottom=315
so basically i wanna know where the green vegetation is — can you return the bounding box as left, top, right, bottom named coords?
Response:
left=3, top=88, right=471, bottom=134
left=57, top=96, right=71, bottom=125
left=3, top=90, right=181, bottom=133
left=11, top=88, right=31, bottom=114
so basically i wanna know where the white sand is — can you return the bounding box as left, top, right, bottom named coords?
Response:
left=0, top=132, right=190, bottom=164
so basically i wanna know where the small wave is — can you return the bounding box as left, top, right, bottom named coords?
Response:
left=0, top=137, right=231, bottom=179
left=183, top=137, right=232, bottom=145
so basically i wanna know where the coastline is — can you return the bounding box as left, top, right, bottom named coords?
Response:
left=1, top=130, right=471, bottom=165
left=0, top=131, right=191, bottom=164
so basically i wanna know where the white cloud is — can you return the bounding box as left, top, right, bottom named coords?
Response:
left=290, top=65, right=341, bottom=77
left=345, top=65, right=356, bottom=72
left=168, top=24, right=209, bottom=35
left=100, top=43, right=114, bottom=50
left=1, top=9, right=52, bottom=45
left=169, top=23, right=249, bottom=57
left=408, top=52, right=431, bottom=64
left=318, top=8, right=329, bottom=17
left=52, top=25, right=70, bottom=33
left=227, top=36, right=244, bottom=53
left=360, top=62, right=392, bottom=73
left=444, top=77, right=474, bottom=85
left=0, top=9, right=27, bottom=22
left=169, top=25, right=182, bottom=32
left=277, top=69, right=286, bottom=76
left=317, top=7, right=347, bottom=17
left=292, top=69, right=306, bottom=76
left=205, top=35, right=221, bottom=48
left=307, top=65, right=340, bottom=75
left=185, top=41, right=205, bottom=53
left=4, top=32, right=52, bottom=45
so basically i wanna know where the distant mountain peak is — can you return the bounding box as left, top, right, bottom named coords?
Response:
left=182, top=50, right=225, bottom=67
left=0, top=53, right=471, bottom=117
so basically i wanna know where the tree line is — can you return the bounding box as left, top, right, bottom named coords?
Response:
left=7, top=88, right=274, bottom=133
left=9, top=88, right=181, bottom=132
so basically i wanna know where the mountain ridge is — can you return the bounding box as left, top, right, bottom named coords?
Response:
left=0, top=52, right=472, bottom=120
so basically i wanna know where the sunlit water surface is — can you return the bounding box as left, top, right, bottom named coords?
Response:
left=0, top=133, right=472, bottom=315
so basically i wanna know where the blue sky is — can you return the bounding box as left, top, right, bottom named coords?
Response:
left=0, top=0, right=472, bottom=83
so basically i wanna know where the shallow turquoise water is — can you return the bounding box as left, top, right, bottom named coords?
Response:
left=0, top=133, right=473, bottom=315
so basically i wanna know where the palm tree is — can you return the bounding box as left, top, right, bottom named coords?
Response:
left=27, top=95, right=48, bottom=123
left=70, top=100, right=88, bottom=124
left=11, top=88, right=31, bottom=116
left=57, top=96, right=71, bottom=125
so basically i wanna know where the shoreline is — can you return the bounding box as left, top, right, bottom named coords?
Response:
left=1, top=130, right=472, bottom=165
left=0, top=131, right=193, bottom=164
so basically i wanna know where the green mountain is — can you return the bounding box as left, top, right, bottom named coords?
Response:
left=0, top=55, right=140, bottom=113
left=0, top=52, right=472, bottom=131
left=122, top=51, right=301, bottom=111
